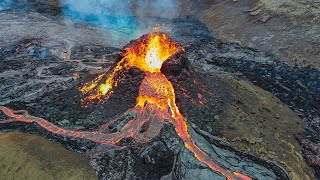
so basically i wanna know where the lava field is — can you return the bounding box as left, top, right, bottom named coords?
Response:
left=0, top=1, right=319, bottom=180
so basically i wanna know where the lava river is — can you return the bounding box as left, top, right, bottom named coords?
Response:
left=0, top=32, right=251, bottom=180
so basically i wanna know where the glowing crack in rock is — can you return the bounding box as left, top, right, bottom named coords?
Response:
left=0, top=32, right=251, bottom=180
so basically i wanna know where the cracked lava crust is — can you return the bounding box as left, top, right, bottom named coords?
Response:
left=0, top=32, right=252, bottom=180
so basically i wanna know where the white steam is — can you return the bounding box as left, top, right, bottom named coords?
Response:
left=60, top=0, right=179, bottom=37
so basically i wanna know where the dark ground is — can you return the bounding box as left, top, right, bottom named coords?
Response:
left=0, top=2, right=319, bottom=180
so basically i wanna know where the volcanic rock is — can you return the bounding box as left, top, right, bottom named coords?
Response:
left=0, top=4, right=319, bottom=179
left=161, top=49, right=187, bottom=77
left=0, top=35, right=316, bottom=180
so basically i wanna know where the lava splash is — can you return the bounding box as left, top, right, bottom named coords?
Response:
left=0, top=32, right=251, bottom=180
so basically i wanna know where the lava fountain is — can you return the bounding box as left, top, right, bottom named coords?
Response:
left=0, top=32, right=251, bottom=180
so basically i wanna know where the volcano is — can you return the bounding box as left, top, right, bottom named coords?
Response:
left=80, top=32, right=252, bottom=179
left=0, top=32, right=251, bottom=180
left=0, top=31, right=295, bottom=180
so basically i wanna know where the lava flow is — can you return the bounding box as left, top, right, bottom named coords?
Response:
left=0, top=32, right=251, bottom=180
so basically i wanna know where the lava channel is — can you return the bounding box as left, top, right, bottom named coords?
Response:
left=0, top=32, right=251, bottom=180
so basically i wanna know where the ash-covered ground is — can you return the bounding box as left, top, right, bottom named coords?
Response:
left=0, top=2, right=319, bottom=180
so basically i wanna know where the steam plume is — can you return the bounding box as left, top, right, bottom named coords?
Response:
left=0, top=0, right=12, bottom=10
left=60, top=0, right=178, bottom=38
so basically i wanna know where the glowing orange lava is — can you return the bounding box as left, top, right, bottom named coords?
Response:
left=80, top=33, right=179, bottom=106
left=0, top=32, right=251, bottom=180
left=80, top=32, right=251, bottom=180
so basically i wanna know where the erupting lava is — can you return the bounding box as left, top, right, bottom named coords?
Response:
left=0, top=32, right=251, bottom=180
left=79, top=33, right=179, bottom=106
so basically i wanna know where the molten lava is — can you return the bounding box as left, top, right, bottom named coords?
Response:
left=0, top=32, right=251, bottom=180
left=80, top=33, right=179, bottom=106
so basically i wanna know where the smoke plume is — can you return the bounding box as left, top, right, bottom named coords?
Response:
left=60, top=0, right=179, bottom=38
left=0, top=0, right=12, bottom=10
